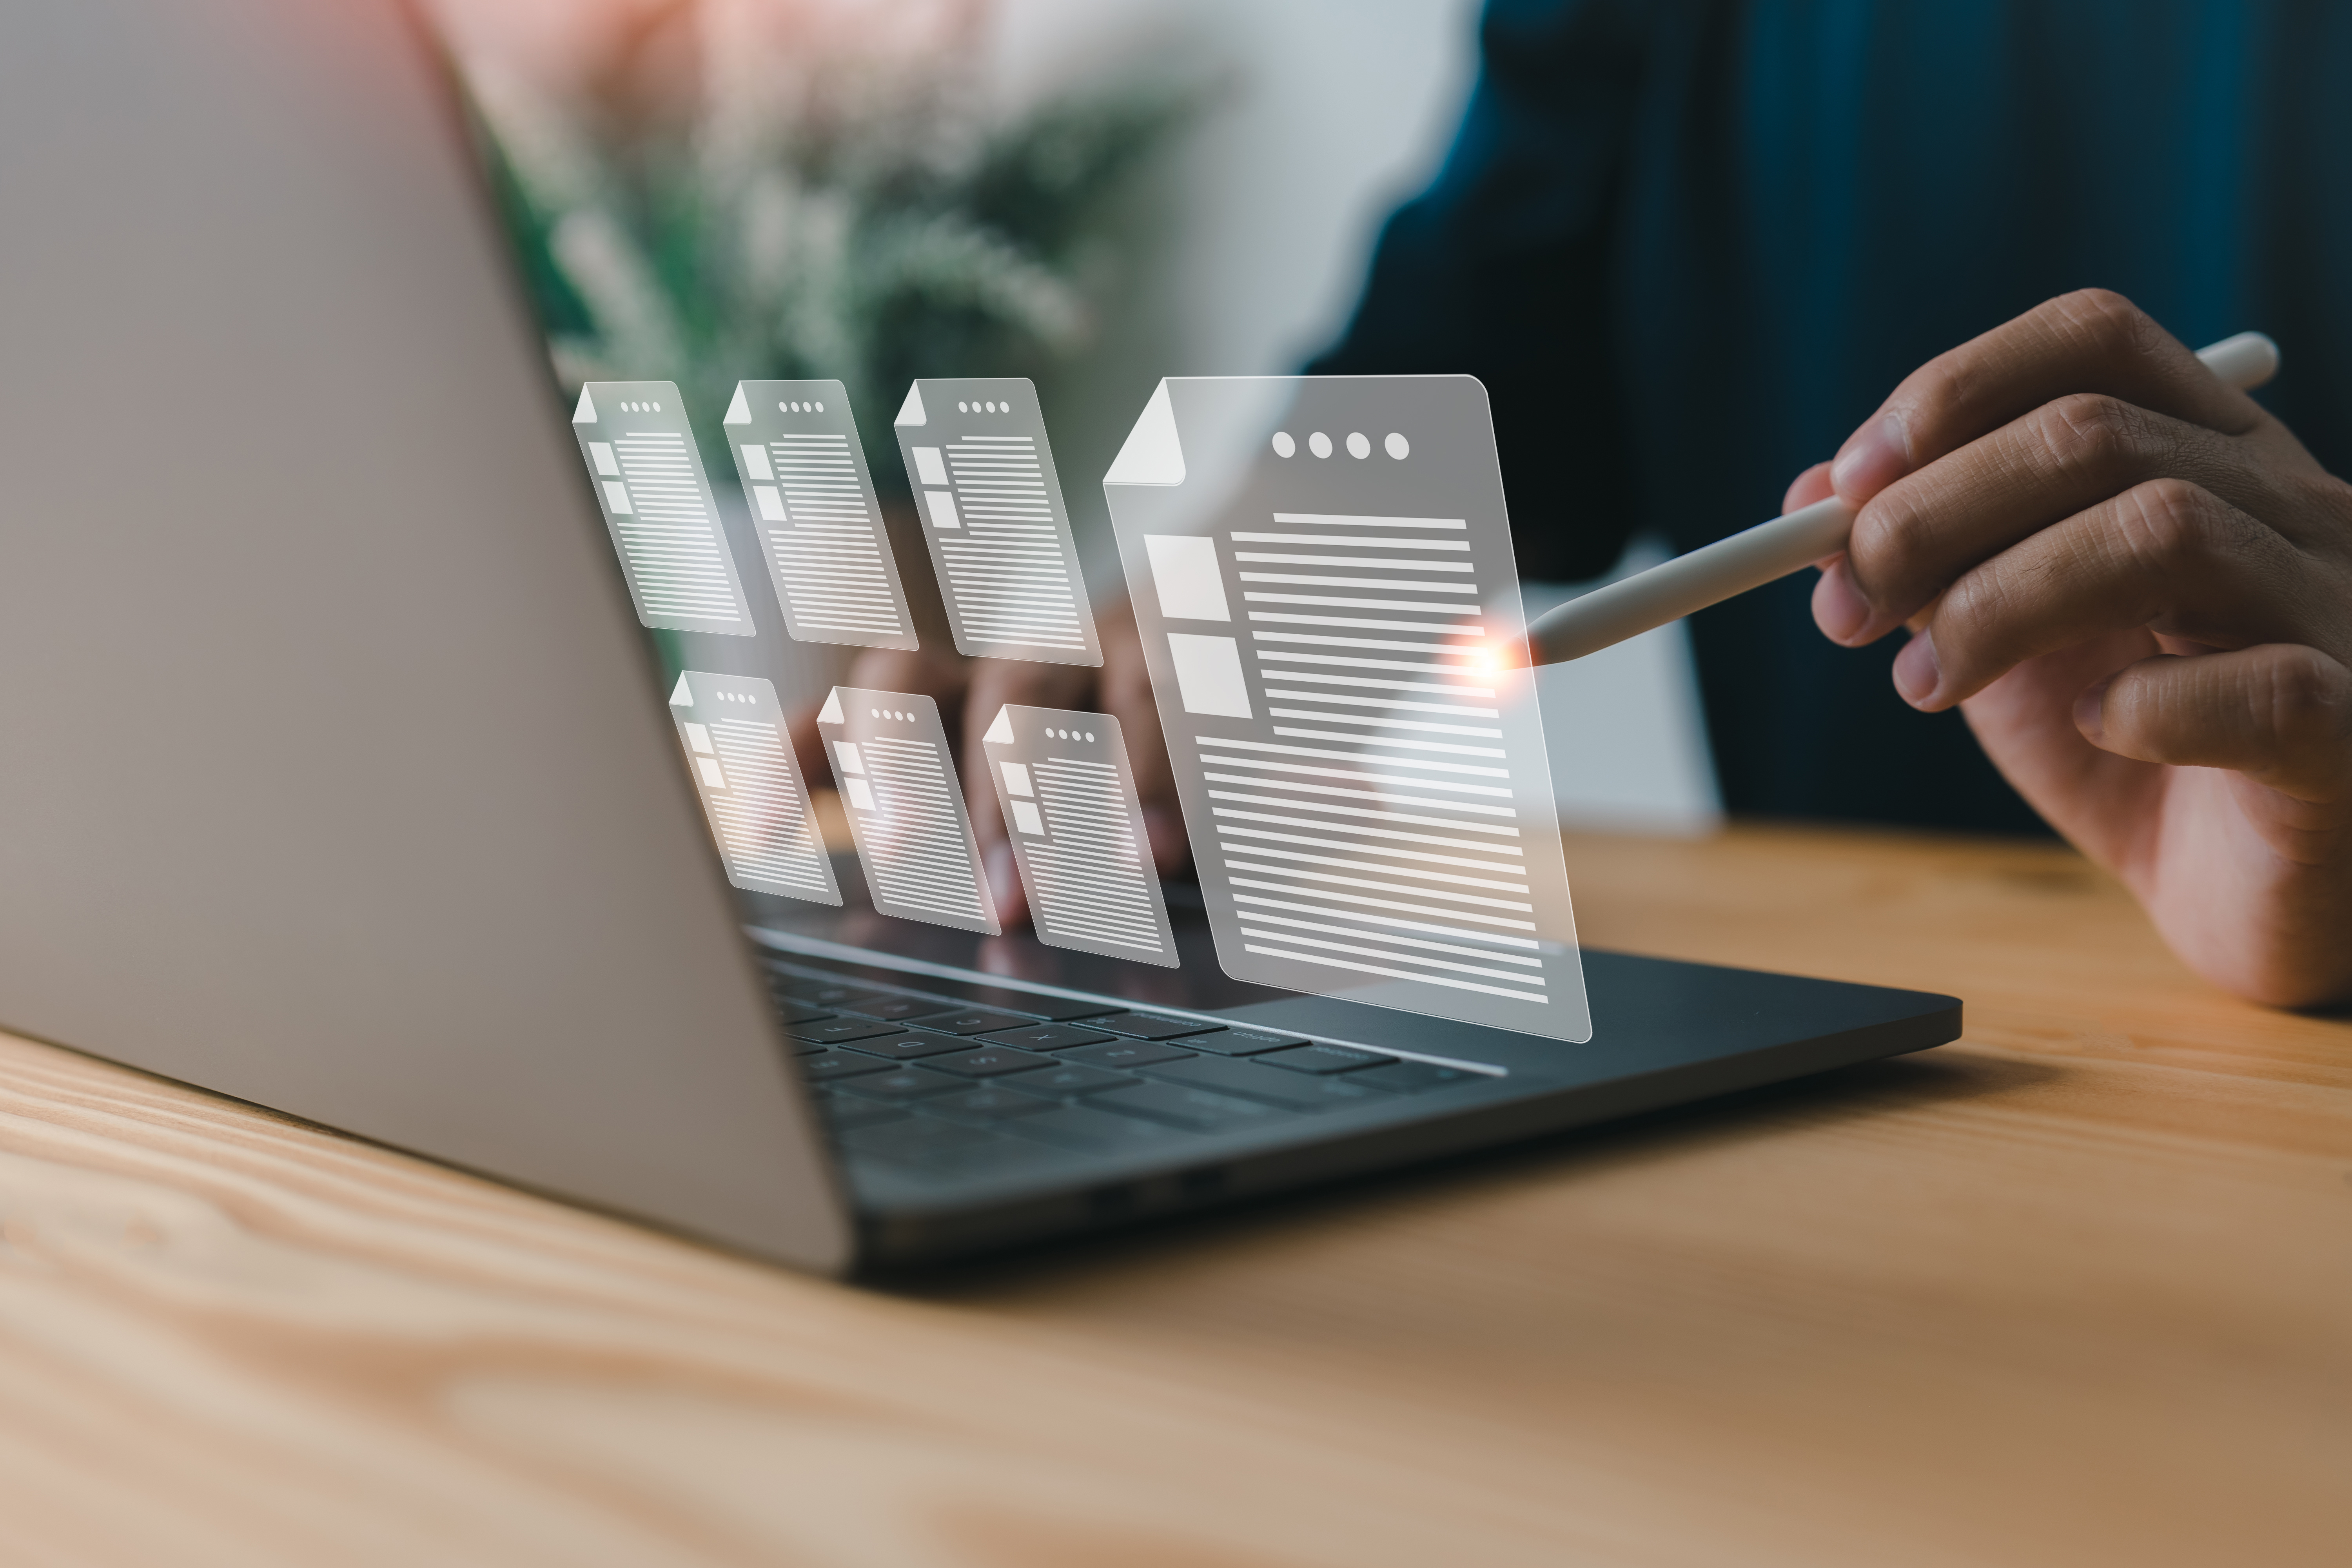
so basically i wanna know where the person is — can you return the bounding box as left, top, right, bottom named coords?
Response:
left=846, top=0, right=2352, bottom=1009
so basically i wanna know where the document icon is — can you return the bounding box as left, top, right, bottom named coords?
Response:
left=572, top=383, right=756, bottom=635
left=1103, top=377, right=1592, bottom=1042
left=891, top=379, right=1102, bottom=666
left=722, top=380, right=919, bottom=650
left=668, top=671, right=840, bottom=904
left=980, top=705, right=1179, bottom=966
left=817, top=687, right=999, bottom=934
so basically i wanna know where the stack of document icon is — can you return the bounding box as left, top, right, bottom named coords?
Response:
left=1103, top=376, right=1591, bottom=1042
left=723, top=380, right=919, bottom=650
left=571, top=381, right=756, bottom=636
left=980, top=705, right=1179, bottom=967
left=668, top=670, right=839, bottom=904
left=818, top=687, right=999, bottom=935
left=894, top=378, right=1102, bottom=666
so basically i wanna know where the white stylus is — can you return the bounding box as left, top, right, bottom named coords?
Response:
left=1524, top=331, right=2282, bottom=664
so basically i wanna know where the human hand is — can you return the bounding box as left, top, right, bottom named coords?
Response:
left=827, top=594, right=1187, bottom=922
left=1793, top=289, right=2352, bottom=1006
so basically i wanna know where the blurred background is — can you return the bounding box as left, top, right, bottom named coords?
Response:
left=428, top=0, right=1722, bottom=834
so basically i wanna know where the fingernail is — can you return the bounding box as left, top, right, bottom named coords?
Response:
left=1812, top=557, right=1869, bottom=644
left=1830, top=412, right=1911, bottom=501
left=2073, top=676, right=2113, bottom=744
left=1891, top=629, right=1940, bottom=707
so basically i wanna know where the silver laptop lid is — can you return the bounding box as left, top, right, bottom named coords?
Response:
left=0, top=0, right=850, bottom=1269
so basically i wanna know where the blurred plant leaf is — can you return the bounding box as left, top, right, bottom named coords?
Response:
left=458, top=7, right=1202, bottom=481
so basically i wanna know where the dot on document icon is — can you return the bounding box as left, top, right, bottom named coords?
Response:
left=1386, top=432, right=1410, bottom=459
left=1309, top=432, right=1332, bottom=458
left=1347, top=432, right=1370, bottom=459
left=1271, top=431, right=1296, bottom=458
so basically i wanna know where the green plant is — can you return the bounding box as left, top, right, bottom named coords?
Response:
left=462, top=1, right=1198, bottom=482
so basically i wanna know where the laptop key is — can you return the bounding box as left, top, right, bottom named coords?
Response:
left=1139, top=1054, right=1390, bottom=1111
left=930, top=1085, right=1058, bottom=1121
left=1179, top=1025, right=1308, bottom=1057
left=1087, top=1012, right=1227, bottom=1041
left=836, top=1029, right=969, bottom=1062
left=833, top=1065, right=967, bottom=1101
left=921, top=1009, right=1043, bottom=1036
left=1089, top=1081, right=1286, bottom=1132
left=799, top=1050, right=896, bottom=1082
left=1004, top=1061, right=1136, bottom=1095
left=771, top=997, right=837, bottom=1025
left=1007, top=1103, right=1186, bottom=1151
left=842, top=994, right=954, bottom=1022
left=967, top=992, right=1123, bottom=1022
left=1349, top=1060, right=1489, bottom=1093
left=926, top=1045, right=1058, bottom=1078
left=1254, top=1043, right=1389, bottom=1074
left=977, top=1023, right=1116, bottom=1053
left=1063, top=1039, right=1194, bottom=1070
left=788, top=1017, right=907, bottom=1047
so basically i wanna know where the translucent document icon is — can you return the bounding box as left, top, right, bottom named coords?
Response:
left=571, top=383, right=756, bottom=635
left=722, top=381, right=919, bottom=650
left=668, top=670, right=841, bottom=905
left=980, top=706, right=1180, bottom=967
left=891, top=379, right=1102, bottom=666
left=816, top=687, right=1000, bottom=934
left=1102, top=377, right=1592, bottom=1042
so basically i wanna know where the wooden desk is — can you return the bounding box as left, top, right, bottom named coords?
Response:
left=0, top=826, right=2343, bottom=1566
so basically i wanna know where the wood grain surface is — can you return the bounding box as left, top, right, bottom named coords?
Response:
left=0, top=824, right=2344, bottom=1567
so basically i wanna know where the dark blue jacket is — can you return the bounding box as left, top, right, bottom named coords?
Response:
left=1313, top=0, right=2352, bottom=831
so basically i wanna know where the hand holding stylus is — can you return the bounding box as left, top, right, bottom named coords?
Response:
left=1559, top=291, right=2352, bottom=1008
left=1526, top=330, right=2281, bottom=663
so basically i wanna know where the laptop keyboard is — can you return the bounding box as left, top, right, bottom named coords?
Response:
left=756, top=956, right=1495, bottom=1179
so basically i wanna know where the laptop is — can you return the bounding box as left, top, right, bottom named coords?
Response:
left=0, top=0, right=1957, bottom=1273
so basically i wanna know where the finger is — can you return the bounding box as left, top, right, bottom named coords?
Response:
left=2076, top=642, right=2352, bottom=803
left=1782, top=461, right=1876, bottom=642
left=1096, top=594, right=1189, bottom=872
left=1898, top=479, right=2319, bottom=710
left=1828, top=289, right=2263, bottom=505
left=1843, top=397, right=2300, bottom=644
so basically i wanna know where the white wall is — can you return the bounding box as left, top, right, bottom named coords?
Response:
left=989, top=0, right=1483, bottom=378
left=988, top=1, right=1722, bottom=835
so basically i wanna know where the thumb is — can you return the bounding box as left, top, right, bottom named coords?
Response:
left=2075, top=643, right=2352, bottom=801
left=1783, top=459, right=1836, bottom=515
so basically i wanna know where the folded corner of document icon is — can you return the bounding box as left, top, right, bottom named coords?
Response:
left=1102, top=376, right=1592, bottom=1042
